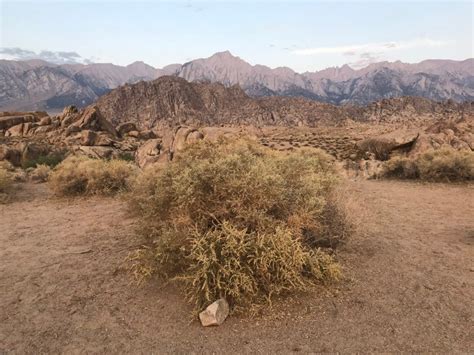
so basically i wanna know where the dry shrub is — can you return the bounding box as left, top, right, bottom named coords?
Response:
left=384, top=148, right=474, bottom=182
left=129, top=139, right=348, bottom=313
left=29, top=164, right=51, bottom=183
left=0, top=166, right=13, bottom=203
left=49, top=156, right=137, bottom=196
left=358, top=138, right=395, bottom=161
left=416, top=148, right=473, bottom=181
left=383, top=156, right=420, bottom=179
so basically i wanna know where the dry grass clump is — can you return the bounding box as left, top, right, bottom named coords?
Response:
left=49, top=156, right=137, bottom=196
left=383, top=148, right=474, bottom=181
left=29, top=164, right=52, bottom=183
left=129, top=139, right=348, bottom=313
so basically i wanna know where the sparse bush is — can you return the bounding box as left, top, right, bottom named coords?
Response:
left=383, top=148, right=474, bottom=181
left=29, top=164, right=52, bottom=183
left=49, top=156, right=137, bottom=196
left=129, top=139, right=347, bottom=313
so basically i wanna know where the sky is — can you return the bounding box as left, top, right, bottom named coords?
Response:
left=0, top=0, right=472, bottom=72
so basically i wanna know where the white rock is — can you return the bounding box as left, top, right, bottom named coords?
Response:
left=199, top=298, right=229, bottom=327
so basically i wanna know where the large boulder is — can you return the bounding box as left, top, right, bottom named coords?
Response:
left=5, top=123, right=25, bottom=137
left=72, top=106, right=118, bottom=137
left=0, top=114, right=37, bottom=131
left=135, top=139, right=167, bottom=168
left=172, top=127, right=204, bottom=152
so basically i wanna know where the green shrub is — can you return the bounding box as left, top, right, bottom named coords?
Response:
left=49, top=156, right=138, bottom=196
left=117, top=151, right=135, bottom=162
left=129, top=139, right=347, bottom=313
left=383, top=148, right=474, bottom=182
left=22, top=151, right=66, bottom=169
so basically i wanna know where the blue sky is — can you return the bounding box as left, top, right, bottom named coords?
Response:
left=1, top=1, right=472, bottom=72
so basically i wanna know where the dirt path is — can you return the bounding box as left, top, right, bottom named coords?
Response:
left=1, top=181, right=473, bottom=353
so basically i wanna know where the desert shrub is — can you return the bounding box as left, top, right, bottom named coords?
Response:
left=416, top=148, right=473, bottom=181
left=22, top=151, right=66, bottom=169
left=49, top=156, right=137, bottom=196
left=117, top=151, right=135, bottom=162
left=129, top=139, right=346, bottom=313
left=29, top=164, right=52, bottom=183
left=383, top=148, right=474, bottom=182
left=383, top=156, right=420, bottom=179
left=358, top=138, right=395, bottom=161
left=0, top=160, right=15, bottom=172
left=0, top=166, right=13, bottom=203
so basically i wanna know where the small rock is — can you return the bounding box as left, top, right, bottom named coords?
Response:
left=127, top=130, right=140, bottom=138
left=39, top=116, right=52, bottom=126
left=199, top=298, right=229, bottom=327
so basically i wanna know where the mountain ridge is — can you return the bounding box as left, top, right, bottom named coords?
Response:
left=1, top=52, right=473, bottom=111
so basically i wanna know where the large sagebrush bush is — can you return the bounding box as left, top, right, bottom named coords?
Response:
left=383, top=148, right=474, bottom=182
left=129, top=139, right=348, bottom=313
left=49, top=156, right=137, bottom=196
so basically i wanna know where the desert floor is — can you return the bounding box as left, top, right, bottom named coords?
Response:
left=1, top=180, right=473, bottom=353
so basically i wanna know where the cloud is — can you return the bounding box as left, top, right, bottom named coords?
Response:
left=0, top=47, right=95, bottom=64
left=349, top=52, right=384, bottom=69
left=292, top=38, right=447, bottom=55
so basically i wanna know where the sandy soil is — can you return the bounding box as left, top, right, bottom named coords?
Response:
left=1, top=180, right=473, bottom=353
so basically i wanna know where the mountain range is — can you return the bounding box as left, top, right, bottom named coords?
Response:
left=1, top=51, right=473, bottom=111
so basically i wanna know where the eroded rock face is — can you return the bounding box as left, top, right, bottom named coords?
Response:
left=72, top=106, right=118, bottom=137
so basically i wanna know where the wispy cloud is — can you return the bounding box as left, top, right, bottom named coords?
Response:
left=349, top=52, right=384, bottom=69
left=292, top=38, right=447, bottom=55
left=0, top=47, right=95, bottom=64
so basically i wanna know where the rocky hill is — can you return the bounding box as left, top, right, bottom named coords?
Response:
left=1, top=53, right=473, bottom=111
left=94, top=76, right=473, bottom=129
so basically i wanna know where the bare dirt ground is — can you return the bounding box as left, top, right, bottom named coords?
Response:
left=1, top=180, right=473, bottom=353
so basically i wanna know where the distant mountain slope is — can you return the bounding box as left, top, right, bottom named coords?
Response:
left=94, top=76, right=473, bottom=130
left=1, top=52, right=473, bottom=111
left=175, top=52, right=474, bottom=105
